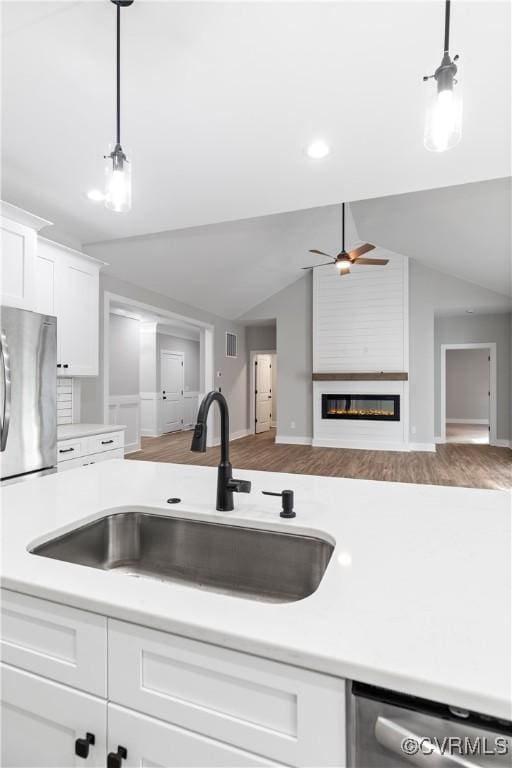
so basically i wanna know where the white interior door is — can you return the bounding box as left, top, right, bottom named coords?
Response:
left=255, top=355, right=272, bottom=433
left=160, top=351, right=184, bottom=433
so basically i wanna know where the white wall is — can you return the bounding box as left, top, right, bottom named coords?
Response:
left=81, top=273, right=248, bottom=442
left=109, top=314, right=140, bottom=396
left=446, top=348, right=490, bottom=422
left=409, top=261, right=511, bottom=446
left=434, top=313, right=511, bottom=439
left=239, top=274, right=312, bottom=441
left=157, top=334, right=200, bottom=392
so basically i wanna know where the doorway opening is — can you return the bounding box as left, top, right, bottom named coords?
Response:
left=440, top=343, right=496, bottom=445
left=250, top=351, right=277, bottom=435
left=103, top=292, right=214, bottom=452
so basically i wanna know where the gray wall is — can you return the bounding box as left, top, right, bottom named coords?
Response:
left=239, top=274, right=312, bottom=440
left=434, top=313, right=511, bottom=439
left=445, top=348, right=490, bottom=422
left=108, top=314, right=140, bottom=396
left=157, top=334, right=200, bottom=392
left=245, top=324, right=277, bottom=353
left=408, top=261, right=511, bottom=446
left=81, top=273, right=248, bottom=440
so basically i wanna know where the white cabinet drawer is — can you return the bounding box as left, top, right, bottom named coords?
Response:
left=83, top=448, right=124, bottom=465
left=108, top=704, right=283, bottom=768
left=108, top=620, right=346, bottom=767
left=57, top=438, right=84, bottom=462
left=86, top=431, right=124, bottom=455
left=0, top=590, right=107, bottom=697
left=1, top=664, right=107, bottom=768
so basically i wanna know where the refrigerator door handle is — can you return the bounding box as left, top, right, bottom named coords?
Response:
left=1, top=329, right=12, bottom=452
left=375, top=717, right=476, bottom=768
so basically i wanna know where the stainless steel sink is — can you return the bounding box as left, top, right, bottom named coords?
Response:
left=30, top=512, right=334, bottom=603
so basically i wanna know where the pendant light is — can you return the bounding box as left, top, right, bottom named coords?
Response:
left=104, top=0, right=133, bottom=212
left=423, top=0, right=462, bottom=152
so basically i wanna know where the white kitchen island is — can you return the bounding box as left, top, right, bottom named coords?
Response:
left=1, top=460, right=510, bottom=766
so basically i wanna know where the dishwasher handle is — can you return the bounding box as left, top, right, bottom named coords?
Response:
left=375, top=717, right=478, bottom=768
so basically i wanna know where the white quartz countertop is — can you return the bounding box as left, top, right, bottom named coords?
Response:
left=57, top=423, right=126, bottom=440
left=1, top=460, right=510, bottom=720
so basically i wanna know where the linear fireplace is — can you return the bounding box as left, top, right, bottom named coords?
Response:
left=321, top=394, right=400, bottom=421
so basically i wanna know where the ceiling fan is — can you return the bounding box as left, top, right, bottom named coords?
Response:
left=302, top=203, right=389, bottom=276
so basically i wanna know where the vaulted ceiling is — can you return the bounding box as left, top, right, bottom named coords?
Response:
left=2, top=1, right=510, bottom=245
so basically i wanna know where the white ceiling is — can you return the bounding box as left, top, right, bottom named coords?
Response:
left=88, top=203, right=361, bottom=318
left=2, top=1, right=510, bottom=244
left=352, top=177, right=512, bottom=297
left=88, top=178, right=511, bottom=320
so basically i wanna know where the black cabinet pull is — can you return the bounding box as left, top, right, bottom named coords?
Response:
left=107, top=746, right=127, bottom=768
left=163, top=396, right=167, bottom=400
left=57, top=363, right=62, bottom=368
left=75, top=732, right=95, bottom=758
left=101, top=439, right=114, bottom=445
left=63, top=363, right=69, bottom=369
left=59, top=447, right=75, bottom=453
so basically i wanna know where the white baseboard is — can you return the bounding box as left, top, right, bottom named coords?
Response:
left=210, top=429, right=250, bottom=446
left=492, top=439, right=511, bottom=449
left=446, top=418, right=489, bottom=425
left=434, top=436, right=444, bottom=444
left=275, top=435, right=313, bottom=446
left=312, top=437, right=408, bottom=452
left=409, top=442, right=436, bottom=453
left=140, top=428, right=159, bottom=437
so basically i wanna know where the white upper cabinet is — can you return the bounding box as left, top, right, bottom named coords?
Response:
left=1, top=202, right=104, bottom=376
left=36, top=238, right=103, bottom=376
left=1, top=202, right=51, bottom=311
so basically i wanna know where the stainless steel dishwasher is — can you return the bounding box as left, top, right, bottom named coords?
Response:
left=348, top=682, right=512, bottom=767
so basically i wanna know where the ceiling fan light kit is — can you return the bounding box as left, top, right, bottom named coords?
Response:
left=303, top=203, right=389, bottom=276
left=423, top=0, right=462, bottom=152
left=104, top=0, right=133, bottom=213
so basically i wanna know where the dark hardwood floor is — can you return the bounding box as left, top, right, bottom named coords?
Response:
left=127, top=429, right=512, bottom=491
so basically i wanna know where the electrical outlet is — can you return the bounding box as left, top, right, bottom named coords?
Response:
left=290, top=421, right=296, bottom=429
left=411, top=426, right=417, bottom=435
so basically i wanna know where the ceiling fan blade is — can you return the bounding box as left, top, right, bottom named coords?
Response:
left=347, top=243, right=376, bottom=260
left=302, top=261, right=335, bottom=270
left=354, top=258, right=390, bottom=266
left=309, top=249, right=334, bottom=258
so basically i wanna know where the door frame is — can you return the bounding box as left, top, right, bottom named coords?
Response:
left=440, top=342, right=497, bottom=445
left=159, top=349, right=184, bottom=433
left=103, top=292, right=215, bottom=448
left=249, top=349, right=276, bottom=435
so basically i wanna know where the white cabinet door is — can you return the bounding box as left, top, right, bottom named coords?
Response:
left=56, top=251, right=99, bottom=376
left=34, top=237, right=59, bottom=317
left=108, top=705, right=280, bottom=768
left=160, top=351, right=184, bottom=432
left=1, top=664, right=107, bottom=768
left=1, top=217, right=37, bottom=310
left=35, top=239, right=101, bottom=376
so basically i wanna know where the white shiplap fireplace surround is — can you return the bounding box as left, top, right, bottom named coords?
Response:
left=312, top=254, right=410, bottom=451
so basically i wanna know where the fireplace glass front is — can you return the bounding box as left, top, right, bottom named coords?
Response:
left=321, top=394, right=400, bottom=421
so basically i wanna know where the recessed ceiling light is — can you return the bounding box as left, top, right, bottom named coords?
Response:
left=87, top=189, right=105, bottom=202
left=466, top=308, right=475, bottom=314
left=306, top=140, right=331, bottom=159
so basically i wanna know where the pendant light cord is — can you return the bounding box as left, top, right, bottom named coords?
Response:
left=444, top=0, right=451, bottom=53
left=116, top=2, right=121, bottom=145
left=342, top=203, right=345, bottom=252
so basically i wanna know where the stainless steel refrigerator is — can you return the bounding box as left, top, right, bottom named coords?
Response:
left=1, top=306, right=57, bottom=482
